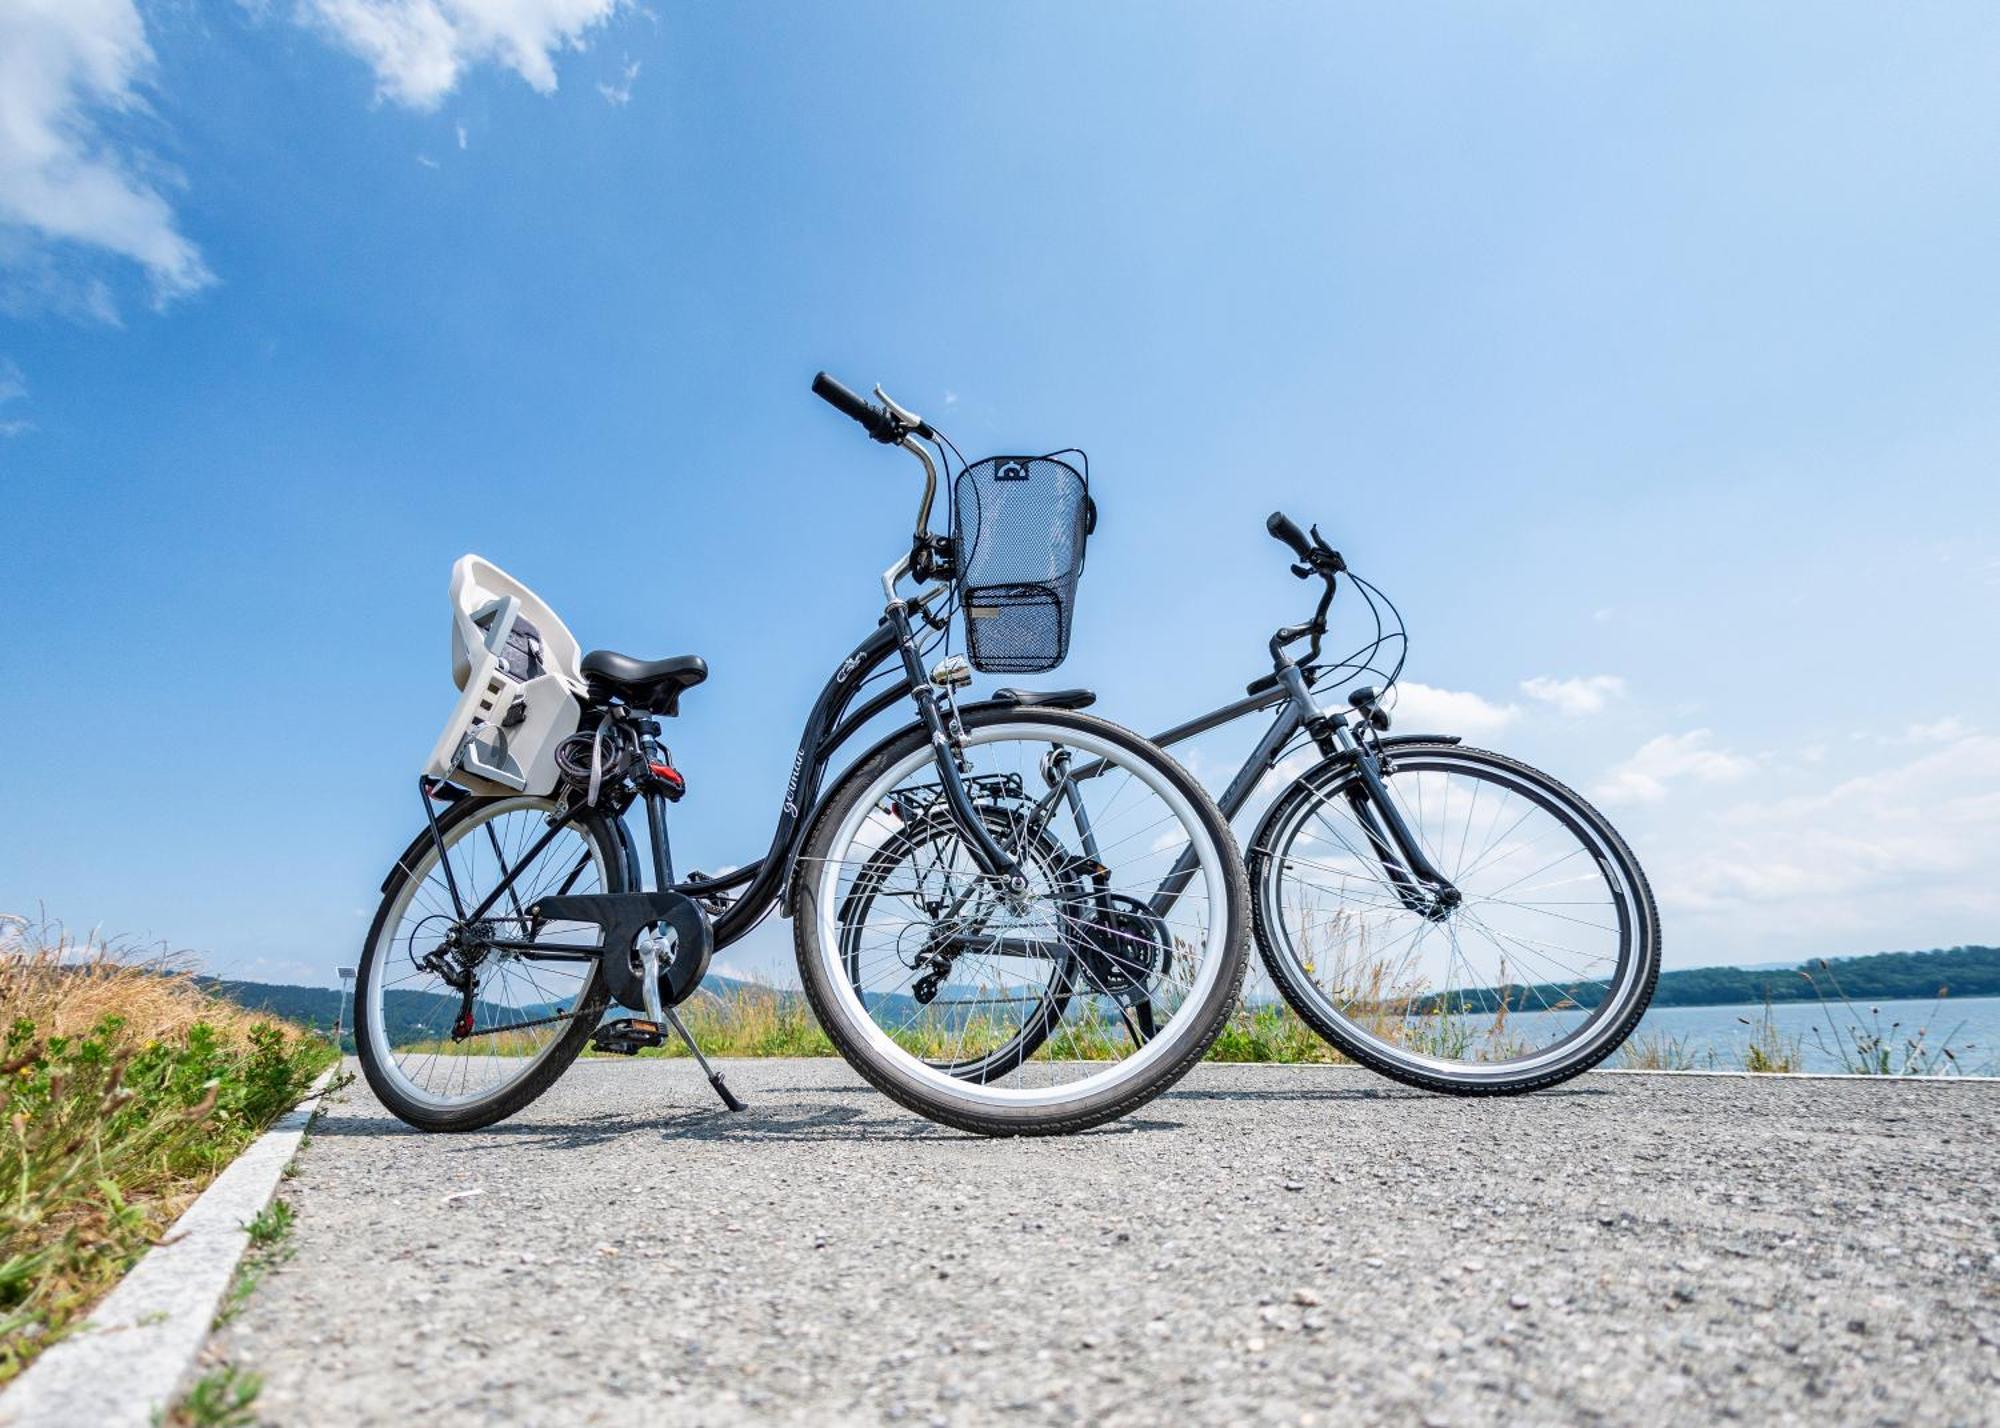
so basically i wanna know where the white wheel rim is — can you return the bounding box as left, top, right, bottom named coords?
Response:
left=813, top=720, right=1230, bottom=1111
left=365, top=796, right=609, bottom=1112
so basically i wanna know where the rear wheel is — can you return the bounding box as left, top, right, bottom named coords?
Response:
left=1251, top=743, right=1660, bottom=1094
left=794, top=705, right=1249, bottom=1136
left=355, top=793, right=623, bottom=1132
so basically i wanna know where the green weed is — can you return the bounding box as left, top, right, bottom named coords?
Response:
left=243, top=1199, right=293, bottom=1248
left=0, top=916, right=336, bottom=1384
left=164, top=1363, right=262, bottom=1427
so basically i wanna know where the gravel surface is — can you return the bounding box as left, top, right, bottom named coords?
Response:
left=215, top=1059, right=2000, bottom=1426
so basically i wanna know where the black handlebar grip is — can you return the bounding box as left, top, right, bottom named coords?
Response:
left=1266, top=511, right=1313, bottom=561
left=812, top=371, right=897, bottom=442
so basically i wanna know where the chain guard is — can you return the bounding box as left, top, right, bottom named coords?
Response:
left=528, top=891, right=713, bottom=1013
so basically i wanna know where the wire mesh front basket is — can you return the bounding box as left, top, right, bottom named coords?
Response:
left=952, top=453, right=1090, bottom=674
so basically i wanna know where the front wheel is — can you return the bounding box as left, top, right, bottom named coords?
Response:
left=793, top=706, right=1249, bottom=1136
left=1251, top=742, right=1660, bottom=1094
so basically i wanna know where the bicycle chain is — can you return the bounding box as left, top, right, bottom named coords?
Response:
left=456, top=1008, right=585, bottom=1039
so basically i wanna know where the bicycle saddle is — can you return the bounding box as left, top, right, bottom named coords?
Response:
left=580, top=649, right=708, bottom=714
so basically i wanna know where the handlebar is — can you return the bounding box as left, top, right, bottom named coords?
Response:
left=1266, top=511, right=1313, bottom=562
left=1263, top=510, right=1346, bottom=668
left=812, top=371, right=901, bottom=443
left=1266, top=510, right=1346, bottom=579
left=814, top=370, right=948, bottom=585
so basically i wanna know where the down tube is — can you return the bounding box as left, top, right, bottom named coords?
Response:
left=1143, top=702, right=1302, bottom=918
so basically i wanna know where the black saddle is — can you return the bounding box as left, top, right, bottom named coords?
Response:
left=581, top=649, right=708, bottom=715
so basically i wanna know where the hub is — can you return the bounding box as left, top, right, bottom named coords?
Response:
left=1423, top=886, right=1463, bottom=923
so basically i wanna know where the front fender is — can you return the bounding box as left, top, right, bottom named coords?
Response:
left=785, top=696, right=1102, bottom=904
left=812, top=692, right=1097, bottom=818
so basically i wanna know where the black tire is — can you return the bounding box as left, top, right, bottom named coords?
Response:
left=793, top=705, right=1250, bottom=1136
left=355, top=793, right=624, bottom=1132
left=1251, top=742, right=1661, bottom=1096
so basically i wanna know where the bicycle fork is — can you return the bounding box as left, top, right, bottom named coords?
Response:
left=1338, top=735, right=1462, bottom=920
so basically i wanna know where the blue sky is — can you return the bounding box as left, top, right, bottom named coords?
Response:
left=2, top=2, right=1996, bottom=987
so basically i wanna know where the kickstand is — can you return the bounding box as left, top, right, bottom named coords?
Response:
left=663, top=1004, right=747, bottom=1112
left=638, top=934, right=745, bottom=1112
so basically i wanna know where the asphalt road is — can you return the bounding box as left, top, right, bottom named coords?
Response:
left=215, top=1059, right=2000, bottom=1426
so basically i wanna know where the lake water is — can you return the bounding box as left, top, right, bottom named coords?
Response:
left=1602, top=994, right=2000, bottom=1075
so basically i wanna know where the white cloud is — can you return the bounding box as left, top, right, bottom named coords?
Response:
left=0, top=0, right=213, bottom=316
left=1594, top=728, right=1754, bottom=805
left=1656, top=730, right=2000, bottom=954
left=455, top=121, right=468, bottom=149
left=1899, top=716, right=1973, bottom=745
left=302, top=0, right=626, bottom=111
left=597, top=55, right=639, bottom=106
left=1387, top=681, right=1519, bottom=738
left=0, top=355, right=27, bottom=437
left=1520, top=673, right=1627, bottom=716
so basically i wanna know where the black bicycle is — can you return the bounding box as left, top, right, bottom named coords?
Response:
left=1136, top=513, right=1661, bottom=1094
left=353, top=374, right=1248, bottom=1136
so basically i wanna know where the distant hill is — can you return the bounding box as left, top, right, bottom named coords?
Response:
left=205, top=944, right=2000, bottom=1045
left=1651, top=945, right=2000, bottom=1008
left=1409, top=945, right=2000, bottom=1016
left=199, top=976, right=538, bottom=1051
left=203, top=971, right=792, bottom=1050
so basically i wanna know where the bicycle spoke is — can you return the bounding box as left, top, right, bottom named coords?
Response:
left=1262, top=752, right=1648, bottom=1080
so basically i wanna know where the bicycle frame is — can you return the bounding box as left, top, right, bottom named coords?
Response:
left=413, top=577, right=1030, bottom=960
left=1142, top=644, right=1464, bottom=918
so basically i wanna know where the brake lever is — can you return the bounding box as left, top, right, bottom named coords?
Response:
left=875, top=384, right=933, bottom=439
left=1307, top=524, right=1347, bottom=573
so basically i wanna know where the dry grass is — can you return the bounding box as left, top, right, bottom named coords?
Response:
left=1615, top=1029, right=1713, bottom=1071
left=1738, top=1001, right=1806, bottom=1073
left=1800, top=960, right=1984, bottom=1075
left=0, top=920, right=282, bottom=1048
left=1282, top=893, right=1543, bottom=1063
left=0, top=914, right=336, bottom=1384
left=675, top=981, right=838, bottom=1058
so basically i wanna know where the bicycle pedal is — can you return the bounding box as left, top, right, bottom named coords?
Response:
left=590, top=1018, right=667, bottom=1056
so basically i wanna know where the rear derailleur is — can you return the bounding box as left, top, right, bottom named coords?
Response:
left=417, top=920, right=494, bottom=1040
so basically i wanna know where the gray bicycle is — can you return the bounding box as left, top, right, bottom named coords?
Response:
left=1144, top=513, right=1661, bottom=1094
